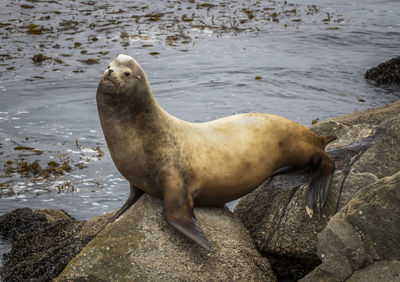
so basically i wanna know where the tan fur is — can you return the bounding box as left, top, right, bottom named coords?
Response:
left=97, top=54, right=336, bottom=250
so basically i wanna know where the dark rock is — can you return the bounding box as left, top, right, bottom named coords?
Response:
left=365, top=56, right=400, bottom=86
left=55, top=194, right=276, bottom=281
left=234, top=101, right=400, bottom=280
left=0, top=208, right=106, bottom=281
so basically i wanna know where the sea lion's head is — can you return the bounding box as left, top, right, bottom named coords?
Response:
left=97, top=54, right=148, bottom=97
left=97, top=54, right=155, bottom=117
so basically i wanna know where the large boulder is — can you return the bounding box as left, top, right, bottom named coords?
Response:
left=234, top=101, right=400, bottom=280
left=301, top=172, right=400, bottom=281
left=55, top=194, right=276, bottom=281
left=365, top=56, right=400, bottom=86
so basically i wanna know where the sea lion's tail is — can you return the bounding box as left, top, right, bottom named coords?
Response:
left=305, top=150, right=335, bottom=218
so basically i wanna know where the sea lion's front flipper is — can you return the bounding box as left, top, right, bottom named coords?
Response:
left=164, top=208, right=213, bottom=252
left=105, top=183, right=144, bottom=225
left=160, top=173, right=213, bottom=251
left=306, top=151, right=335, bottom=218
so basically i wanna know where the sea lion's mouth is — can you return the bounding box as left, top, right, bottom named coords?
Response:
left=99, top=75, right=123, bottom=95
left=103, top=76, right=119, bottom=86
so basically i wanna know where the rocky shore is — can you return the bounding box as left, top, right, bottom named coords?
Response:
left=1, top=98, right=399, bottom=281
left=1, top=56, right=400, bottom=280
left=0, top=197, right=276, bottom=281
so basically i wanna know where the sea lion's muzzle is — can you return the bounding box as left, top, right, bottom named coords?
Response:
left=99, top=71, right=120, bottom=93
left=103, top=76, right=118, bottom=86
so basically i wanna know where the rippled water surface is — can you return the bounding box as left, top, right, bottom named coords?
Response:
left=0, top=0, right=399, bottom=224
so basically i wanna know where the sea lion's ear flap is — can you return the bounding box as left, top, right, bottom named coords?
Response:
left=159, top=172, right=213, bottom=252
left=306, top=152, right=335, bottom=218
left=136, top=75, right=142, bottom=81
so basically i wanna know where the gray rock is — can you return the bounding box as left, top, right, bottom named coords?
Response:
left=365, top=56, right=400, bottom=86
left=234, top=101, right=400, bottom=280
left=346, top=260, right=400, bottom=282
left=301, top=172, right=400, bottom=281
left=55, top=194, right=276, bottom=281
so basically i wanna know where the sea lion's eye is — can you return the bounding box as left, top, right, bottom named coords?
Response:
left=107, top=65, right=110, bottom=69
left=124, top=71, right=130, bottom=77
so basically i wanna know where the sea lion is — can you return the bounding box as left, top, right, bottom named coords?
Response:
left=96, top=54, right=336, bottom=251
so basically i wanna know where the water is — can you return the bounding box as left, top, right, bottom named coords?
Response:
left=0, top=235, right=11, bottom=276
left=0, top=0, right=399, bottom=263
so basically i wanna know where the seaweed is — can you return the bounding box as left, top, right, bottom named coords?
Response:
left=32, top=54, right=52, bottom=64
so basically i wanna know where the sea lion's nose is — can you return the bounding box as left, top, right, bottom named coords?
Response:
left=108, top=69, right=114, bottom=76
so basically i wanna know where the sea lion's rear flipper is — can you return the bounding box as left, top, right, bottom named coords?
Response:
left=105, top=183, right=144, bottom=225
left=306, top=152, right=335, bottom=218
left=160, top=173, right=213, bottom=251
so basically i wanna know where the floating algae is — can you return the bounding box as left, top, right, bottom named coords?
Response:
left=32, top=54, right=52, bottom=64
left=0, top=0, right=345, bottom=81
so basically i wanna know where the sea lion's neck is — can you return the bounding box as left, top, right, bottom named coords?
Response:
left=97, top=81, right=168, bottom=127
left=97, top=81, right=179, bottom=186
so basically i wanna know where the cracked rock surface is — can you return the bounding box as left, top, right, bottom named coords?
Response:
left=301, top=172, right=400, bottom=281
left=234, top=101, right=400, bottom=281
